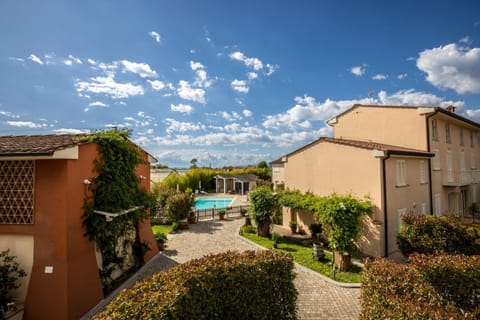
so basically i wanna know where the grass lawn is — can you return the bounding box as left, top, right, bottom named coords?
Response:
left=152, top=224, right=174, bottom=235
left=240, top=227, right=362, bottom=283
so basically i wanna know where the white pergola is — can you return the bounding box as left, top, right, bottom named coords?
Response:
left=214, top=174, right=258, bottom=195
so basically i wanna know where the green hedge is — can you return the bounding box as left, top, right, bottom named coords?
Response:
left=95, top=250, right=298, bottom=320
left=397, top=214, right=480, bottom=256
left=360, top=254, right=480, bottom=319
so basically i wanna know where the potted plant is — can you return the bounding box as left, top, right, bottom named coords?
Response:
left=289, top=220, right=297, bottom=234
left=0, top=250, right=26, bottom=319
left=309, top=223, right=323, bottom=243
left=187, top=211, right=196, bottom=224
left=271, top=232, right=282, bottom=249
left=153, top=231, right=168, bottom=251
left=218, top=209, right=226, bottom=220
left=240, top=208, right=248, bottom=217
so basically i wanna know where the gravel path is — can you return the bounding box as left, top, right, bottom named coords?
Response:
left=84, top=217, right=361, bottom=319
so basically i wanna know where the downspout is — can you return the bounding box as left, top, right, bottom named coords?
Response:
left=425, top=112, right=438, bottom=215
left=382, top=152, right=390, bottom=257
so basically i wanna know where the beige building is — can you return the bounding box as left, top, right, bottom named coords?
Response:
left=275, top=104, right=480, bottom=258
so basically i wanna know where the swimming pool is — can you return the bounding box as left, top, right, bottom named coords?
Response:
left=195, top=197, right=234, bottom=210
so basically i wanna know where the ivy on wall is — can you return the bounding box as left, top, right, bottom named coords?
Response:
left=278, top=189, right=372, bottom=255
left=81, top=130, right=155, bottom=289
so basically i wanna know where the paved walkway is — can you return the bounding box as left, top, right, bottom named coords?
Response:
left=84, top=217, right=360, bottom=319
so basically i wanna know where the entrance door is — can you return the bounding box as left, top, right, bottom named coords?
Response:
left=448, top=192, right=461, bottom=216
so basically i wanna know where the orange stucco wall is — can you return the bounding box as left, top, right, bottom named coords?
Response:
left=0, top=142, right=157, bottom=320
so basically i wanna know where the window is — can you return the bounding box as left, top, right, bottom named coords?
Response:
left=431, top=119, right=438, bottom=141
left=460, top=128, right=464, bottom=146
left=471, top=131, right=474, bottom=148
left=419, top=160, right=426, bottom=184
left=445, top=123, right=451, bottom=143
left=434, top=193, right=441, bottom=216
left=472, top=153, right=477, bottom=169
left=421, top=203, right=427, bottom=215
left=0, top=160, right=35, bottom=224
left=446, top=150, right=453, bottom=183
left=398, top=208, right=408, bottom=231
left=396, top=160, right=406, bottom=186
left=432, top=149, right=441, bottom=170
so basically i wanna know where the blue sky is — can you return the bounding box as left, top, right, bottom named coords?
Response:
left=1, top=0, right=479, bottom=167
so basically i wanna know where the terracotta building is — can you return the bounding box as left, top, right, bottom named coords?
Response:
left=0, top=134, right=158, bottom=320
left=273, top=104, right=480, bottom=258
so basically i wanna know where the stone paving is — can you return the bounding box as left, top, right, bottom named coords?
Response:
left=84, top=217, right=361, bottom=319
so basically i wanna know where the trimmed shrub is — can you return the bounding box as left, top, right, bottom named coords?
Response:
left=397, top=213, right=480, bottom=256
left=360, top=254, right=480, bottom=319
left=165, top=193, right=193, bottom=222
left=95, top=250, right=298, bottom=320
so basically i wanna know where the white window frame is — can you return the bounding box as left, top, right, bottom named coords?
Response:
left=446, top=123, right=451, bottom=144
left=421, top=203, right=427, bottom=215
left=472, top=153, right=477, bottom=169
left=434, top=193, right=441, bottom=216
left=419, top=160, right=426, bottom=184
left=396, top=160, right=407, bottom=187
left=446, top=150, right=453, bottom=183
left=432, top=149, right=441, bottom=170
left=431, top=119, right=438, bottom=141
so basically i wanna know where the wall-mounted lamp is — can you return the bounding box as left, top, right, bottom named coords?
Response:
left=83, top=179, right=92, bottom=185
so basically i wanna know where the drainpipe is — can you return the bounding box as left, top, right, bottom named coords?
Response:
left=426, top=111, right=438, bottom=216
left=382, top=152, right=391, bottom=257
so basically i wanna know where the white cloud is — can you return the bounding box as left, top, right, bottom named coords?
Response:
left=64, top=60, right=73, bottom=66
left=87, top=58, right=96, bottom=65
left=265, top=64, right=278, bottom=76
left=459, top=36, right=471, bottom=45
left=88, top=101, right=108, bottom=107
left=377, top=89, right=464, bottom=108
left=263, top=89, right=465, bottom=131
left=120, top=60, right=158, bottom=78
left=231, top=79, right=249, bottom=93
left=242, top=109, right=253, bottom=117
left=177, top=80, right=206, bottom=104
left=75, top=75, right=144, bottom=99
left=171, top=103, right=194, bottom=115
left=149, top=31, right=161, bottom=43
left=7, top=121, right=43, bottom=128
left=190, top=61, right=205, bottom=70
left=68, top=55, right=82, bottom=64
left=53, top=128, right=87, bottom=134
left=28, top=54, right=43, bottom=65
left=248, top=72, right=258, bottom=80
left=148, top=80, right=166, bottom=91
left=350, top=65, right=365, bottom=76
left=397, top=73, right=408, bottom=80
left=218, top=111, right=242, bottom=121
left=416, top=43, right=480, bottom=94
left=164, top=118, right=204, bottom=134
left=464, top=109, right=480, bottom=122
left=0, top=110, right=20, bottom=118
left=372, top=74, right=387, bottom=80
left=229, top=51, right=266, bottom=71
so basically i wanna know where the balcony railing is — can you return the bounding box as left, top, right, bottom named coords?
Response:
left=443, top=169, right=480, bottom=186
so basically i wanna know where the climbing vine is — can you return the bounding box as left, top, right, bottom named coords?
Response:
left=81, top=129, right=155, bottom=289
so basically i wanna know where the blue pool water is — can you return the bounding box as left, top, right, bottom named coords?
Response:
left=195, top=198, right=234, bottom=210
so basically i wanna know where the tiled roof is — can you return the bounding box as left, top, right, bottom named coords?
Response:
left=0, top=134, right=84, bottom=156
left=285, top=137, right=433, bottom=159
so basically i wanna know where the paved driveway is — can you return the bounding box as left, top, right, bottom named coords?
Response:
left=84, top=217, right=360, bottom=319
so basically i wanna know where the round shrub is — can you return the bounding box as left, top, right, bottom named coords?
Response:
left=397, top=214, right=480, bottom=256
left=165, top=193, right=193, bottom=222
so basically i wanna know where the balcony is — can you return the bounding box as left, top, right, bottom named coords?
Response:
left=443, top=169, right=480, bottom=187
